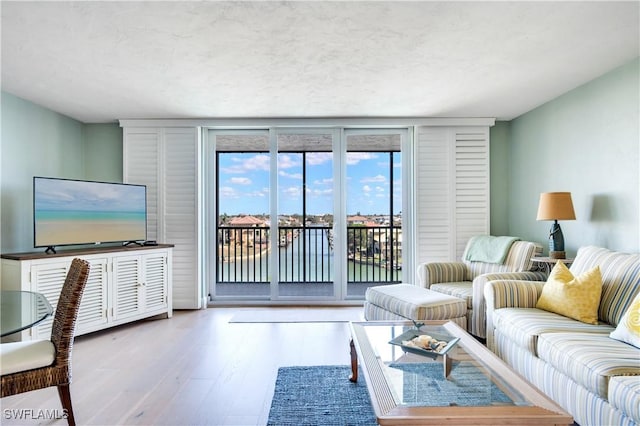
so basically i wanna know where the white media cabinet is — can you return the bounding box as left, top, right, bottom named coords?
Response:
left=1, top=244, right=173, bottom=341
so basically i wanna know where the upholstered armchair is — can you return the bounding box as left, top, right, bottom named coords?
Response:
left=416, top=237, right=547, bottom=339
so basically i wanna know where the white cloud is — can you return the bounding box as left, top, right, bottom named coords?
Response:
left=307, top=152, right=333, bottom=165
left=278, top=154, right=301, bottom=170
left=230, top=177, right=252, bottom=185
left=307, top=187, right=333, bottom=196
left=361, top=174, right=386, bottom=183
left=222, top=154, right=271, bottom=173
left=279, top=170, right=303, bottom=179
left=313, top=177, right=333, bottom=186
left=346, top=152, right=377, bottom=165
left=243, top=154, right=271, bottom=171
left=219, top=186, right=239, bottom=198
left=282, top=186, right=301, bottom=197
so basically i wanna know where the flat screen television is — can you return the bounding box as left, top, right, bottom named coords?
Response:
left=33, top=176, right=147, bottom=253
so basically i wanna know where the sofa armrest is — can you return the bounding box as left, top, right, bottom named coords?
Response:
left=470, top=271, right=548, bottom=338
left=416, top=262, right=469, bottom=289
left=484, top=279, right=545, bottom=350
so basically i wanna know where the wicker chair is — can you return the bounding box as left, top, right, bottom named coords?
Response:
left=1, top=258, right=90, bottom=426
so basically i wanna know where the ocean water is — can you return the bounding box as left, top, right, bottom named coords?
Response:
left=35, top=209, right=147, bottom=246
left=35, top=209, right=145, bottom=222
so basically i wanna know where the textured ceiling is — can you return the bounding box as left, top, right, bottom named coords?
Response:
left=1, top=1, right=638, bottom=123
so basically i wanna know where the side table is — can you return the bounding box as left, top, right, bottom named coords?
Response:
left=531, top=256, right=574, bottom=274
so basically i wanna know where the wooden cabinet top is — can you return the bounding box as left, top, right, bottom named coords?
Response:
left=1, top=244, right=174, bottom=261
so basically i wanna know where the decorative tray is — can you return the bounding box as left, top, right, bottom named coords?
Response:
left=389, top=329, right=460, bottom=359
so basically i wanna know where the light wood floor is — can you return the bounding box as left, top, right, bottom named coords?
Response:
left=1, top=307, right=364, bottom=426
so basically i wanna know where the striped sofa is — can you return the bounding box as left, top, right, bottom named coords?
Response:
left=417, top=239, right=546, bottom=338
left=485, top=246, right=640, bottom=426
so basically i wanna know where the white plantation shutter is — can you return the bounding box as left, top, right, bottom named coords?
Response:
left=454, top=129, right=490, bottom=255
left=123, top=128, right=160, bottom=242
left=123, top=126, right=200, bottom=309
left=414, top=126, right=489, bottom=266
left=163, top=128, right=199, bottom=309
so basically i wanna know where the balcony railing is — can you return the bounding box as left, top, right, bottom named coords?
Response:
left=216, top=225, right=402, bottom=284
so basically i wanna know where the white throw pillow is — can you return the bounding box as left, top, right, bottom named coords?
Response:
left=610, top=292, right=640, bottom=349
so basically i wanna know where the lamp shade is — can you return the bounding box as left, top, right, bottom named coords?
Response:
left=536, top=192, right=576, bottom=221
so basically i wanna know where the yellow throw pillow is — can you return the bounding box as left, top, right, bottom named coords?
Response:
left=536, top=261, right=602, bottom=324
left=609, top=292, right=640, bottom=349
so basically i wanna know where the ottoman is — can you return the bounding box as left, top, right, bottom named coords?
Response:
left=364, top=284, right=468, bottom=330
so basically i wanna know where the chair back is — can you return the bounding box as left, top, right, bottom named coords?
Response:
left=50, top=258, right=90, bottom=370
left=465, top=240, right=542, bottom=279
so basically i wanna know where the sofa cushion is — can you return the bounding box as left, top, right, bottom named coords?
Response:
left=536, top=332, right=640, bottom=400
left=430, top=282, right=472, bottom=309
left=570, top=246, right=640, bottom=326
left=609, top=375, right=640, bottom=424
left=492, top=307, right=612, bottom=355
left=610, top=291, right=640, bottom=349
left=536, top=261, right=602, bottom=324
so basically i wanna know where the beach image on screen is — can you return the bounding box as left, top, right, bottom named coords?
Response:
left=34, top=178, right=146, bottom=247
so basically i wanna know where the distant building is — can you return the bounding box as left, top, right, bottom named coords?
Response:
left=226, top=215, right=268, bottom=245
left=347, top=215, right=368, bottom=225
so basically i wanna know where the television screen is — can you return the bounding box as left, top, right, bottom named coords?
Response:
left=34, top=177, right=147, bottom=249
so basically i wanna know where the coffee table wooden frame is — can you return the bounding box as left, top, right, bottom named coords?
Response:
left=349, top=320, right=573, bottom=425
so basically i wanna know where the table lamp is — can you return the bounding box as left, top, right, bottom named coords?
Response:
left=536, top=192, right=576, bottom=259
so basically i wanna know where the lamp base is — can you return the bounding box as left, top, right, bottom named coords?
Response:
left=550, top=251, right=566, bottom=259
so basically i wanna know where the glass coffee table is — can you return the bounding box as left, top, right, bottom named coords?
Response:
left=349, top=321, right=573, bottom=425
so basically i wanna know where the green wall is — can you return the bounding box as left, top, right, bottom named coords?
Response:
left=501, top=58, right=640, bottom=255
left=489, top=121, right=510, bottom=237
left=84, top=123, right=123, bottom=182
left=0, top=92, right=122, bottom=253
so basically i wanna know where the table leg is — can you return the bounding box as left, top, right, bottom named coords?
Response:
left=349, top=338, right=358, bottom=382
left=443, top=354, right=452, bottom=379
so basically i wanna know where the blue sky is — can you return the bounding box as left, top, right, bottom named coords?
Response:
left=218, top=152, right=401, bottom=216
left=34, top=178, right=146, bottom=213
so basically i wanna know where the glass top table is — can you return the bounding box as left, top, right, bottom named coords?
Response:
left=349, top=320, right=573, bottom=425
left=1, top=290, right=53, bottom=337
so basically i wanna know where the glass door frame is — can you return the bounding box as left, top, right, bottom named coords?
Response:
left=270, top=127, right=342, bottom=301
left=341, top=128, right=414, bottom=298
left=204, top=125, right=414, bottom=303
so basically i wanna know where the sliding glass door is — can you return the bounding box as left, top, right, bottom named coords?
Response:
left=206, top=127, right=409, bottom=302
left=276, top=130, right=337, bottom=298
left=344, top=130, right=404, bottom=298
left=209, top=131, right=272, bottom=299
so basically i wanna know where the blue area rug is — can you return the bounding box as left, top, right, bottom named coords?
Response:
left=267, top=365, right=377, bottom=426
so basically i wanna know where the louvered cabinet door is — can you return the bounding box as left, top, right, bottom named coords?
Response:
left=113, top=255, right=143, bottom=320
left=76, top=258, right=109, bottom=334
left=31, top=261, right=69, bottom=339
left=142, top=252, right=169, bottom=312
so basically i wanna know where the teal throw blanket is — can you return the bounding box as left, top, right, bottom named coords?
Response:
left=464, top=235, right=520, bottom=264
